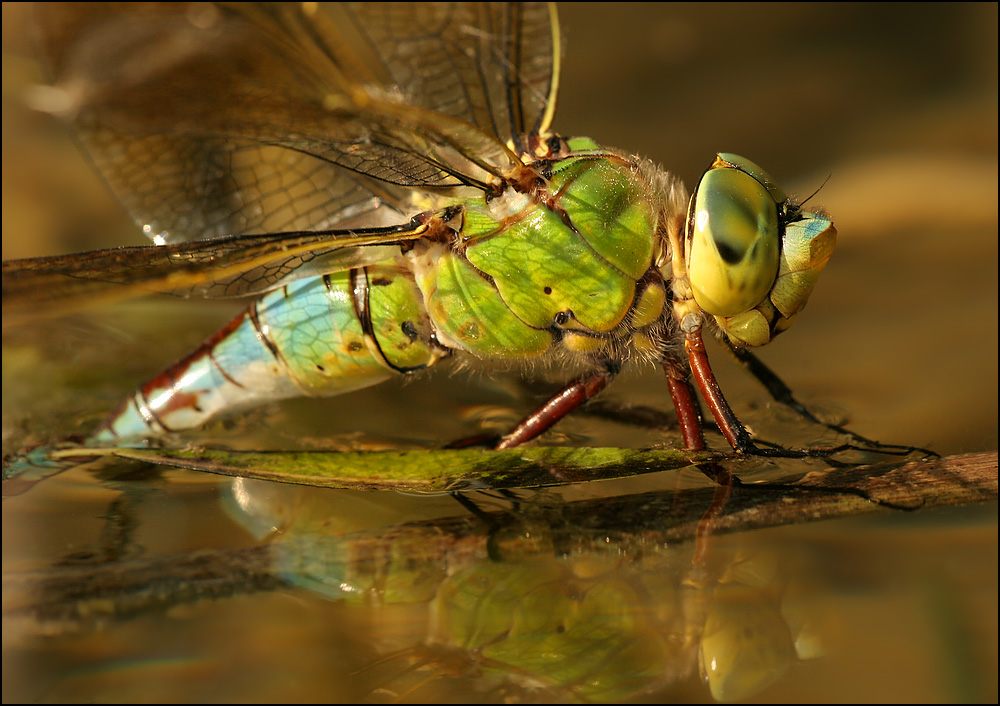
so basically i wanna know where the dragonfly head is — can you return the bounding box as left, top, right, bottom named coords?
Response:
left=683, top=153, right=837, bottom=347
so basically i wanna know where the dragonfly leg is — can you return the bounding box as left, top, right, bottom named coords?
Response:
left=494, top=363, right=619, bottom=450
left=684, top=328, right=758, bottom=453
left=723, top=342, right=937, bottom=457
left=661, top=356, right=707, bottom=451
left=661, top=353, right=746, bottom=485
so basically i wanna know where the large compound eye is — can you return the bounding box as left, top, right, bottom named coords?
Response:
left=687, top=162, right=780, bottom=317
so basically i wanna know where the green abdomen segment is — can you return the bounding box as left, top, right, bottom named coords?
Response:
left=420, top=155, right=659, bottom=358
left=93, top=262, right=442, bottom=442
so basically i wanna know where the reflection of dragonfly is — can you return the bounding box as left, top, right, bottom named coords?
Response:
left=228, top=476, right=817, bottom=702
left=2, top=3, right=835, bottom=453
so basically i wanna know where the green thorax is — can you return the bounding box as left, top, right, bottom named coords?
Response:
left=411, top=140, right=666, bottom=360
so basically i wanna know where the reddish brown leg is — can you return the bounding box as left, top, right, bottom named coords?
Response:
left=662, top=353, right=737, bottom=485
left=685, top=328, right=757, bottom=452
left=687, top=460, right=737, bottom=587
left=662, top=356, right=706, bottom=451
left=494, top=365, right=617, bottom=450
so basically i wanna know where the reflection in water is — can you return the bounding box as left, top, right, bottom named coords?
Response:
left=222, top=477, right=825, bottom=702
left=3, top=451, right=995, bottom=702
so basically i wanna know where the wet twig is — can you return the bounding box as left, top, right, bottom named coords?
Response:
left=3, top=451, right=996, bottom=634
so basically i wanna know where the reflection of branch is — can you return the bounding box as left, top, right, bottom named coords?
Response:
left=2, top=544, right=285, bottom=636
left=3, top=451, right=996, bottom=635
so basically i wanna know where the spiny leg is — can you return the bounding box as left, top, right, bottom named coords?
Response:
left=681, top=327, right=930, bottom=462
left=661, top=355, right=707, bottom=451
left=451, top=363, right=618, bottom=529
left=683, top=327, right=759, bottom=453
left=662, top=353, right=739, bottom=582
left=448, top=362, right=617, bottom=520
left=682, top=328, right=840, bottom=459
left=494, top=361, right=620, bottom=450
left=664, top=337, right=907, bottom=530
left=723, top=341, right=937, bottom=457
left=678, top=327, right=828, bottom=459
left=662, top=353, right=741, bottom=485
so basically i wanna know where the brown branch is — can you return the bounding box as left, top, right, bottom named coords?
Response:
left=3, top=451, right=996, bottom=635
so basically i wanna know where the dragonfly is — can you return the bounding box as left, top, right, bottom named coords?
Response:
left=2, top=2, right=838, bottom=460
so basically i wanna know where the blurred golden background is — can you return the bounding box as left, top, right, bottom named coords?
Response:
left=2, top=4, right=996, bottom=703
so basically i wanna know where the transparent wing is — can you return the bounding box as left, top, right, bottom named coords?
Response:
left=31, top=2, right=560, bottom=244
left=1, top=219, right=431, bottom=327
left=329, top=3, right=560, bottom=152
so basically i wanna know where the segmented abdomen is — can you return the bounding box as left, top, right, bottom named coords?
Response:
left=93, top=260, right=443, bottom=443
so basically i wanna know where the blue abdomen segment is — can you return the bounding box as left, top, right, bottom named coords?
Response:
left=93, top=261, right=443, bottom=443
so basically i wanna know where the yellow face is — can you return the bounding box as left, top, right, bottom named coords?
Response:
left=685, top=154, right=837, bottom=347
